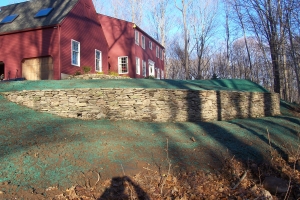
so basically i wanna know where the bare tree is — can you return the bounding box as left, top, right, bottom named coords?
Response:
left=191, top=0, right=218, bottom=79
left=174, top=0, right=192, bottom=80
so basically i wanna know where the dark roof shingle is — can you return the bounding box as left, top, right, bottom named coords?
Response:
left=0, top=0, right=79, bottom=34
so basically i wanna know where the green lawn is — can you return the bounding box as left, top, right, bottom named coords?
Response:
left=0, top=78, right=299, bottom=194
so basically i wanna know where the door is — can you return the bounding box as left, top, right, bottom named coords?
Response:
left=148, top=60, right=155, bottom=77
left=22, top=57, right=53, bottom=80
left=0, top=61, right=4, bottom=77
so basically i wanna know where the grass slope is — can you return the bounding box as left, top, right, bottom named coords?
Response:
left=0, top=78, right=268, bottom=92
left=0, top=79, right=299, bottom=194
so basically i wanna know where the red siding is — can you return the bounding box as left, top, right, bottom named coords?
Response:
left=134, top=31, right=165, bottom=78
left=98, top=14, right=165, bottom=79
left=98, top=15, right=135, bottom=77
left=60, top=0, right=109, bottom=75
left=0, top=27, right=59, bottom=79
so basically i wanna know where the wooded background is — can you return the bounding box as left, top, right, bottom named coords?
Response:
left=7, top=0, right=300, bottom=103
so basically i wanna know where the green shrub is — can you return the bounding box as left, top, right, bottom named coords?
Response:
left=74, top=70, right=81, bottom=76
left=108, top=71, right=119, bottom=76
left=83, top=66, right=91, bottom=74
left=144, top=75, right=155, bottom=79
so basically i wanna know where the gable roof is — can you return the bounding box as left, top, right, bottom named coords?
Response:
left=0, top=0, right=79, bottom=34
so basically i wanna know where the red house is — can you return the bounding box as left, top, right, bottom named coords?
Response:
left=0, top=0, right=108, bottom=80
left=98, top=14, right=165, bottom=79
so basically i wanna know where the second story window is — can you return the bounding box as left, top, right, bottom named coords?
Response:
left=135, top=30, right=139, bottom=45
left=141, top=35, right=145, bottom=49
left=71, top=39, right=80, bottom=66
left=159, top=49, right=163, bottom=60
left=156, top=46, right=159, bottom=58
left=149, top=41, right=152, bottom=50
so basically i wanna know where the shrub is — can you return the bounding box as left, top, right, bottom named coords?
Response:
left=74, top=70, right=81, bottom=76
left=83, top=66, right=91, bottom=74
left=144, top=75, right=155, bottom=79
left=108, top=71, right=119, bottom=76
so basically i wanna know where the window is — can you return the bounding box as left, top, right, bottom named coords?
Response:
left=149, top=41, right=152, bottom=50
left=156, top=46, right=159, bottom=58
left=35, top=8, right=53, bottom=18
left=0, top=14, right=18, bottom=24
left=149, top=60, right=155, bottom=77
left=135, top=30, right=139, bottom=45
left=118, top=56, right=128, bottom=74
left=141, top=35, right=145, bottom=49
left=159, top=49, right=163, bottom=60
left=71, top=40, right=80, bottom=66
left=157, top=68, right=160, bottom=79
left=161, top=69, right=164, bottom=79
left=95, top=50, right=102, bottom=72
left=142, top=60, right=147, bottom=77
left=136, top=57, right=140, bottom=75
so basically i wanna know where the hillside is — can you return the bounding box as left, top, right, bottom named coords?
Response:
left=0, top=78, right=268, bottom=92
left=0, top=78, right=299, bottom=199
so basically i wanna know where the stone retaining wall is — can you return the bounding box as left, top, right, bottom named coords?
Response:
left=1, top=88, right=280, bottom=122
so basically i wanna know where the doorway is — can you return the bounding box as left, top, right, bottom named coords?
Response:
left=0, top=61, right=4, bottom=77
left=148, top=60, right=155, bottom=77
left=22, top=57, right=53, bottom=80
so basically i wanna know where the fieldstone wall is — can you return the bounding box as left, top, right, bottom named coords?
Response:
left=1, top=88, right=280, bottom=122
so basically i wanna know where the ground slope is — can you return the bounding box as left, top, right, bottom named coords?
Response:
left=0, top=79, right=299, bottom=198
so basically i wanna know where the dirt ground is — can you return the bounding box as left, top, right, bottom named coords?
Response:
left=0, top=79, right=300, bottom=199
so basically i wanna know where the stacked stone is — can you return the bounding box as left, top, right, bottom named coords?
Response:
left=2, top=88, right=280, bottom=122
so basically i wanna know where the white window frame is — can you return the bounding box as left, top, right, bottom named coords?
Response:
left=95, top=49, right=102, bottom=72
left=135, top=30, right=139, bottom=45
left=161, top=69, right=164, bottom=79
left=118, top=56, right=129, bottom=74
left=149, top=41, right=152, bottom=50
left=156, top=46, right=159, bottom=58
left=71, top=39, right=80, bottom=66
left=142, top=60, right=147, bottom=77
left=141, top=35, right=145, bottom=49
left=148, top=60, right=155, bottom=77
left=157, top=68, right=160, bottom=79
left=136, top=57, right=140, bottom=75
left=159, top=48, right=163, bottom=60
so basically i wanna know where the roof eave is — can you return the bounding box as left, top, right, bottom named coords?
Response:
left=0, top=24, right=59, bottom=36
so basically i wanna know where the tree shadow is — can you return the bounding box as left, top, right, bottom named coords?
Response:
left=98, top=176, right=150, bottom=200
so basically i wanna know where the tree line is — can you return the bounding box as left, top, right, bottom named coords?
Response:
left=94, top=0, right=300, bottom=103
left=8, top=0, right=300, bottom=103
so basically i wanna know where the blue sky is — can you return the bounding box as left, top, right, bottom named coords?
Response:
left=0, top=0, right=27, bottom=7
left=0, top=0, right=10, bottom=7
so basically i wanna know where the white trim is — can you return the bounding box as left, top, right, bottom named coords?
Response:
left=118, top=56, right=129, bottom=74
left=142, top=60, right=147, bottom=77
left=95, top=49, right=102, bottom=72
left=141, top=35, right=145, bottom=49
left=157, top=68, right=160, bottom=79
left=149, top=41, right=152, bottom=50
left=135, top=30, right=139, bottom=45
left=71, top=39, right=80, bottom=66
left=161, top=69, right=164, bottom=79
left=148, top=60, right=155, bottom=77
left=136, top=57, right=140, bottom=75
